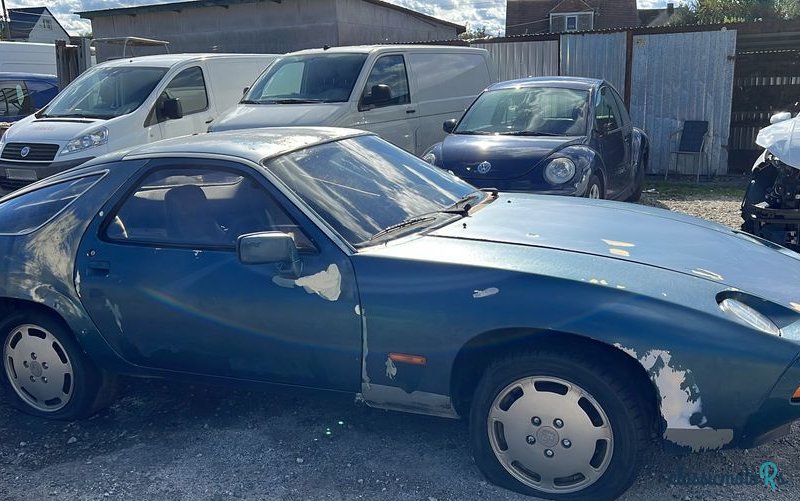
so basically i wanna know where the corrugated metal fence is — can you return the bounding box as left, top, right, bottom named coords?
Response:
left=472, top=29, right=737, bottom=174
left=472, top=40, right=559, bottom=81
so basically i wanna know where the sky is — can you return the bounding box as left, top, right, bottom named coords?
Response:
left=6, top=0, right=677, bottom=37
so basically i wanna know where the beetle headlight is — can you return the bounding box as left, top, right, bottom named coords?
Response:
left=719, top=298, right=781, bottom=336
left=423, top=152, right=436, bottom=165
left=544, top=157, right=576, bottom=185
left=61, top=128, right=108, bottom=156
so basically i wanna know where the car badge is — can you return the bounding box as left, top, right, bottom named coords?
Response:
left=477, top=161, right=492, bottom=174
left=19, top=146, right=30, bottom=158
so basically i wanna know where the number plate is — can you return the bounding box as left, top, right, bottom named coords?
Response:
left=5, top=168, right=37, bottom=181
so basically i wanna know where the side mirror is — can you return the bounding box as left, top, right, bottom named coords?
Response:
left=237, top=232, right=299, bottom=271
left=770, top=112, right=792, bottom=124
left=162, top=97, right=183, bottom=120
left=361, top=84, right=392, bottom=109
left=443, top=119, right=457, bottom=134
left=242, top=86, right=250, bottom=96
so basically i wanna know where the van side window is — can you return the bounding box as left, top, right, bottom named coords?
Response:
left=360, top=55, right=410, bottom=110
left=159, top=66, right=209, bottom=119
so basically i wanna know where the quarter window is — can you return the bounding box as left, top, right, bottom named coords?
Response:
left=0, top=175, right=101, bottom=234
left=106, top=167, right=312, bottom=250
left=360, top=55, right=410, bottom=110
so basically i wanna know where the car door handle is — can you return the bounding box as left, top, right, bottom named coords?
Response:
left=205, top=117, right=214, bottom=124
left=406, top=109, right=416, bottom=114
left=87, top=260, right=110, bottom=277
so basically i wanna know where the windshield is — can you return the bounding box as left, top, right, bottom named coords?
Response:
left=42, top=66, right=168, bottom=119
left=456, top=87, right=590, bottom=137
left=266, top=135, right=479, bottom=246
left=244, top=53, right=368, bottom=104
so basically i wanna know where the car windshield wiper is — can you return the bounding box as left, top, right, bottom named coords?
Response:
left=455, top=130, right=492, bottom=135
left=240, top=99, right=261, bottom=104
left=46, top=113, right=113, bottom=119
left=273, top=98, right=327, bottom=104
left=367, top=215, right=438, bottom=242
left=441, top=190, right=484, bottom=217
left=500, top=130, right=561, bottom=137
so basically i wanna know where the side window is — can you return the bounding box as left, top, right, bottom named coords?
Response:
left=0, top=80, right=32, bottom=118
left=162, top=66, right=209, bottom=116
left=106, top=167, right=313, bottom=250
left=26, top=81, right=59, bottom=111
left=610, top=88, right=630, bottom=128
left=360, top=55, right=410, bottom=110
left=0, top=175, right=101, bottom=234
left=595, top=87, right=621, bottom=133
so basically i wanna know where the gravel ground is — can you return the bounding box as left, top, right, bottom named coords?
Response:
left=2, top=178, right=798, bottom=501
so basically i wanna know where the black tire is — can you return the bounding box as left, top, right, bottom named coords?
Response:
left=0, top=309, right=116, bottom=420
left=469, top=350, right=650, bottom=500
left=584, top=173, right=604, bottom=200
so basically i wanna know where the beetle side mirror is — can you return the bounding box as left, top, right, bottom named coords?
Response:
left=770, top=112, right=792, bottom=125
left=443, top=119, right=457, bottom=134
left=237, top=232, right=300, bottom=275
left=162, top=97, right=183, bottom=120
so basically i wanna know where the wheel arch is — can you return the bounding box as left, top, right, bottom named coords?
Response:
left=450, top=328, right=662, bottom=440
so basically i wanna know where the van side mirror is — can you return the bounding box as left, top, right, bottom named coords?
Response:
left=243, top=87, right=250, bottom=96
left=162, top=98, right=183, bottom=120
left=361, top=84, right=392, bottom=110
left=237, top=232, right=299, bottom=272
left=770, top=112, right=792, bottom=124
left=443, top=119, right=457, bottom=134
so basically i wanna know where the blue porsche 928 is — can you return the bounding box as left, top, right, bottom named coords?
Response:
left=423, top=77, right=649, bottom=202
left=1, top=128, right=799, bottom=501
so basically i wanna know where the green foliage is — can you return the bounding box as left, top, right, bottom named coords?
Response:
left=683, top=0, right=800, bottom=23
left=458, top=24, right=490, bottom=40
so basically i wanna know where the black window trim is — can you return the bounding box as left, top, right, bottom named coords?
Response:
left=596, top=85, right=623, bottom=134
left=99, top=162, right=318, bottom=254
left=0, top=171, right=107, bottom=236
left=357, top=53, right=411, bottom=112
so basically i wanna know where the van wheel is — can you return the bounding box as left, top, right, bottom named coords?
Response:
left=1, top=310, right=116, bottom=420
left=469, top=350, right=648, bottom=500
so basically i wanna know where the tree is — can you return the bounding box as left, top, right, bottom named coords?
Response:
left=458, top=24, right=489, bottom=40
left=681, top=0, right=800, bottom=24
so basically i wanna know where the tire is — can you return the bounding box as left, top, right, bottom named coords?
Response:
left=584, top=174, right=604, bottom=200
left=1, top=309, right=116, bottom=420
left=469, top=350, right=650, bottom=500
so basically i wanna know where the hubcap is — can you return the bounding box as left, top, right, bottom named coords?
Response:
left=3, top=324, right=74, bottom=412
left=487, top=376, right=613, bottom=494
left=588, top=183, right=601, bottom=199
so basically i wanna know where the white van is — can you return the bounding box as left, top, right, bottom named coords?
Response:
left=0, top=53, right=277, bottom=187
left=210, top=45, right=494, bottom=155
left=0, top=42, right=57, bottom=75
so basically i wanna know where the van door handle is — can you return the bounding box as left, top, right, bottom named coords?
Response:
left=205, top=117, right=214, bottom=124
left=406, top=109, right=416, bottom=114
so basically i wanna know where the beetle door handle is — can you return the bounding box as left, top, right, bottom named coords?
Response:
left=87, top=261, right=110, bottom=277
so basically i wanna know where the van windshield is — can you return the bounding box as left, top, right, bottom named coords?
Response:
left=41, top=66, right=168, bottom=119
left=243, top=54, right=368, bottom=104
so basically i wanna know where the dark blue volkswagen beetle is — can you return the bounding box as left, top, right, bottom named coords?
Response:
left=423, top=77, right=648, bottom=201
left=1, top=128, right=799, bottom=500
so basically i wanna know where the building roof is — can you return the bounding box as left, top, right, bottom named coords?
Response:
left=506, top=0, right=640, bottom=35
left=6, top=7, right=68, bottom=40
left=78, top=0, right=465, bottom=32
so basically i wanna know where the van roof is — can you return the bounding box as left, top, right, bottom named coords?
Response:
left=288, top=45, right=488, bottom=56
left=96, top=53, right=276, bottom=69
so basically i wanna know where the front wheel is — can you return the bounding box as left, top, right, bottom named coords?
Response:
left=584, top=174, right=603, bottom=200
left=469, top=350, right=649, bottom=500
left=1, top=310, right=116, bottom=420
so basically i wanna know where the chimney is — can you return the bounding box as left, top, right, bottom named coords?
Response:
left=667, top=3, right=675, bottom=15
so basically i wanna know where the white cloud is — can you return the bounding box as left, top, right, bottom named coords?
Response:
left=6, top=0, right=681, bottom=37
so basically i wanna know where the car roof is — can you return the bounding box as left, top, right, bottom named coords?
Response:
left=488, top=76, right=604, bottom=91
left=95, top=53, right=271, bottom=69
left=287, top=45, right=486, bottom=56
left=119, top=127, right=372, bottom=163
left=0, top=72, right=57, bottom=81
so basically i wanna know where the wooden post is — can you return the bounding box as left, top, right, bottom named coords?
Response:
left=1, top=0, right=11, bottom=40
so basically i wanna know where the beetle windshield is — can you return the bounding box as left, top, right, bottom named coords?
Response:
left=42, top=66, right=167, bottom=119
left=243, top=54, right=368, bottom=104
left=456, top=87, right=590, bottom=137
left=266, top=135, right=480, bottom=246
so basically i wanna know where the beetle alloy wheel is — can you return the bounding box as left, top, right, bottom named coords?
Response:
left=588, top=183, right=601, bottom=199
left=3, top=324, right=74, bottom=412
left=487, top=376, right=614, bottom=494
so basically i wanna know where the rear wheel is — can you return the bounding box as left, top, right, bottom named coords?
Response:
left=1, top=310, right=116, bottom=420
left=469, top=350, right=649, bottom=500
